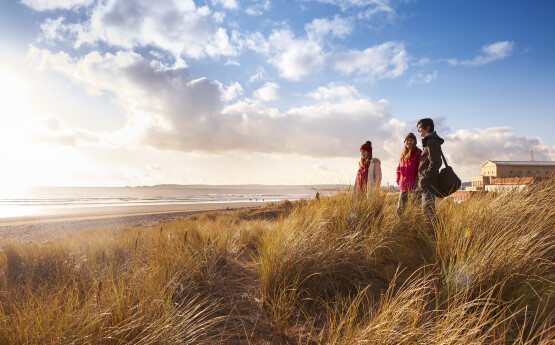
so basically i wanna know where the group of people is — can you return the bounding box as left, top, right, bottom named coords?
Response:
left=355, top=118, right=444, bottom=220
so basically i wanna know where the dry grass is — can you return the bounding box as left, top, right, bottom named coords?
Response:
left=0, top=179, right=554, bottom=344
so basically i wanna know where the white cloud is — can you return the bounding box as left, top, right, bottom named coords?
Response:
left=33, top=114, right=101, bottom=147
left=307, top=83, right=361, bottom=101
left=482, top=41, right=514, bottom=59
left=449, top=41, right=515, bottom=66
left=412, top=57, right=430, bottom=66
left=21, top=0, right=94, bottom=11
left=38, top=16, right=86, bottom=44
left=212, top=0, right=238, bottom=9
left=331, top=41, right=409, bottom=80
left=245, top=0, right=271, bottom=15
left=444, top=127, right=555, bottom=181
left=259, top=15, right=355, bottom=80
left=253, top=82, right=279, bottom=102
left=221, top=81, right=244, bottom=102
left=242, top=32, right=271, bottom=55
left=220, top=96, right=405, bottom=159
left=407, top=70, right=437, bottom=86
left=56, top=0, right=239, bottom=62
left=242, top=15, right=354, bottom=81
left=204, top=28, right=237, bottom=57
left=28, top=46, right=142, bottom=96
left=310, top=0, right=396, bottom=23
left=225, top=59, right=240, bottom=66
left=249, top=67, right=270, bottom=83
left=38, top=17, right=66, bottom=43
left=305, top=15, right=353, bottom=40
left=313, top=0, right=394, bottom=13
left=267, top=29, right=326, bottom=80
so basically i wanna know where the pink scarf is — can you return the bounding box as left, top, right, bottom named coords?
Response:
left=356, top=162, right=370, bottom=193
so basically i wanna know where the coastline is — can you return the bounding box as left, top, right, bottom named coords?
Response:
left=0, top=201, right=265, bottom=243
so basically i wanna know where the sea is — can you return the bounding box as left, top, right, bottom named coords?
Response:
left=0, top=185, right=342, bottom=219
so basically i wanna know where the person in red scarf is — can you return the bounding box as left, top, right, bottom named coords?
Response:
left=396, top=133, right=422, bottom=216
left=355, top=141, right=382, bottom=200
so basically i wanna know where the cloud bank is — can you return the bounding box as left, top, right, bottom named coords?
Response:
left=28, top=46, right=554, bottom=184
left=28, top=46, right=409, bottom=159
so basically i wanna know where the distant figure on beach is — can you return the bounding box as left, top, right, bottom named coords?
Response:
left=396, top=133, right=422, bottom=216
left=416, top=118, right=444, bottom=221
left=354, top=141, right=382, bottom=200
left=315, top=192, right=320, bottom=200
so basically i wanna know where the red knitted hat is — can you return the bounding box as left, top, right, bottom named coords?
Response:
left=360, top=141, right=372, bottom=154
left=404, top=132, right=417, bottom=144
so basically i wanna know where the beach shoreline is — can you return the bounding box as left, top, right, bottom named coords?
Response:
left=0, top=202, right=265, bottom=243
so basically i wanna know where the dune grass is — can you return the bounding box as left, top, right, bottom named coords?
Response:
left=0, top=179, right=553, bottom=344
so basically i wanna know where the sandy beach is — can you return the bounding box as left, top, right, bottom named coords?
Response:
left=0, top=202, right=264, bottom=243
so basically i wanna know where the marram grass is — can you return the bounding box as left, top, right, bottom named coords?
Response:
left=0, top=179, right=554, bottom=344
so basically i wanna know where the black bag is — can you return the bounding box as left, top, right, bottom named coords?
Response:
left=437, top=148, right=461, bottom=198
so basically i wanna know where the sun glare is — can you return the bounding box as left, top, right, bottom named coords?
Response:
left=0, top=64, right=35, bottom=188
left=0, top=65, right=28, bottom=120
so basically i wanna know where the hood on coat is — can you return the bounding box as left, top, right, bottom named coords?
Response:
left=422, top=131, right=444, bottom=146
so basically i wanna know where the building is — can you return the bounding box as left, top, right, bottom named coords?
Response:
left=452, top=190, right=471, bottom=202
left=452, top=160, right=555, bottom=202
left=481, top=161, right=555, bottom=179
left=466, top=175, right=491, bottom=191
left=485, top=177, right=535, bottom=192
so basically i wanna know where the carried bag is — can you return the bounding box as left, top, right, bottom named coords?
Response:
left=437, top=148, right=461, bottom=198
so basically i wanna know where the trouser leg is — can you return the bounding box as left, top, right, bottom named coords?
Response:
left=396, top=191, right=408, bottom=216
left=421, top=189, right=436, bottom=222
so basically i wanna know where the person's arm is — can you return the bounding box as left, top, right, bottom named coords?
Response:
left=422, top=140, right=442, bottom=178
left=396, top=164, right=401, bottom=185
left=411, top=150, right=421, bottom=188
left=367, top=158, right=382, bottom=197
left=367, top=161, right=375, bottom=196
left=374, top=159, right=382, bottom=187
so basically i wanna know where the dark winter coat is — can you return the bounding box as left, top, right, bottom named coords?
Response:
left=417, top=132, right=444, bottom=193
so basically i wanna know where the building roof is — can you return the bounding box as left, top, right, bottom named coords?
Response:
left=482, top=160, right=555, bottom=167
left=490, top=177, right=535, bottom=184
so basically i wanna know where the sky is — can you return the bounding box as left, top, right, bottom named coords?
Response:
left=0, top=0, right=553, bottom=187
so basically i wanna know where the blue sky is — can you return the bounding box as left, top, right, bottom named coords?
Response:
left=0, top=0, right=553, bottom=187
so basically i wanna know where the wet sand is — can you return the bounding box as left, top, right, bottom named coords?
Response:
left=0, top=202, right=264, bottom=243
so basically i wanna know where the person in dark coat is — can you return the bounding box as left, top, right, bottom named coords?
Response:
left=416, top=118, right=444, bottom=221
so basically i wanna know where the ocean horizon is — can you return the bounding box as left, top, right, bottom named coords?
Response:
left=0, top=184, right=345, bottom=219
